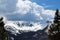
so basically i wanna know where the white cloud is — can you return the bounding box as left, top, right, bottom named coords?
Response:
left=16, top=0, right=32, bottom=14
left=16, top=0, right=44, bottom=15
left=15, top=0, right=44, bottom=20
left=0, top=0, right=55, bottom=21
left=15, top=0, right=55, bottom=21
left=42, top=10, right=55, bottom=17
left=42, top=3, right=54, bottom=9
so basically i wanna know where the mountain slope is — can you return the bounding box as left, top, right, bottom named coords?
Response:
left=4, top=21, right=48, bottom=40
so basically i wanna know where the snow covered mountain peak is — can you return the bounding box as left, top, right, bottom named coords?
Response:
left=4, top=21, right=42, bottom=35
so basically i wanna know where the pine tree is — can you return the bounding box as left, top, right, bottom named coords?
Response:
left=0, top=17, right=8, bottom=40
left=48, top=9, right=60, bottom=40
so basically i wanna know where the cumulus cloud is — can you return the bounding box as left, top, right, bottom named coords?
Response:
left=42, top=10, right=55, bottom=17
left=0, top=0, right=55, bottom=22
left=15, top=0, right=55, bottom=21
left=16, top=0, right=32, bottom=14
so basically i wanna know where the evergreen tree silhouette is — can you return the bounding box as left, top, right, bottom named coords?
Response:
left=48, top=9, right=60, bottom=40
left=0, top=17, right=8, bottom=40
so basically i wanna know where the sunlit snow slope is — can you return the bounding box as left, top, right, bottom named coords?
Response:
left=4, top=21, right=42, bottom=35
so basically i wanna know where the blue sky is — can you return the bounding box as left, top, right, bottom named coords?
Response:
left=31, top=0, right=60, bottom=10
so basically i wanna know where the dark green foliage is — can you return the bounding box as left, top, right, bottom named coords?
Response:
left=0, top=17, right=8, bottom=40
left=48, top=9, right=60, bottom=40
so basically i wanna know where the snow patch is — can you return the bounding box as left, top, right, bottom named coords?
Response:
left=4, top=21, right=42, bottom=35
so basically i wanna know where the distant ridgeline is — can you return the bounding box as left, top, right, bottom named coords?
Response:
left=47, top=9, right=60, bottom=40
